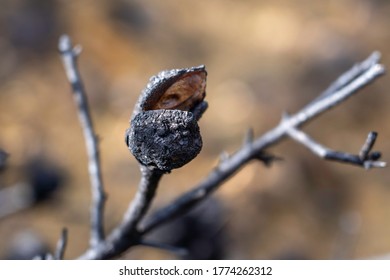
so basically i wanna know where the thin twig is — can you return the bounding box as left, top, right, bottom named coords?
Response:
left=112, top=166, right=163, bottom=237
left=286, top=127, right=386, bottom=168
left=55, top=228, right=68, bottom=260
left=58, top=35, right=106, bottom=247
left=359, top=131, right=378, bottom=160
left=306, top=51, right=381, bottom=107
left=78, top=166, right=163, bottom=259
left=139, top=52, right=385, bottom=234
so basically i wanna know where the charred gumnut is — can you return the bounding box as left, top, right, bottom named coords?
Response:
left=126, top=65, right=207, bottom=172
left=128, top=110, right=202, bottom=171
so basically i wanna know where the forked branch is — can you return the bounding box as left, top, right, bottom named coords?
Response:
left=139, top=52, right=385, bottom=235
left=286, top=127, right=385, bottom=169
left=59, top=34, right=385, bottom=259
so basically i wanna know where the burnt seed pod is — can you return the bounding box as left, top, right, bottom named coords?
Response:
left=128, top=110, right=202, bottom=171
left=126, top=65, right=208, bottom=172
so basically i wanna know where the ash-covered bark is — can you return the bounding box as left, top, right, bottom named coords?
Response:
left=127, top=109, right=202, bottom=172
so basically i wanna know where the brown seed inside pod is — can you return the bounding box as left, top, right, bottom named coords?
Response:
left=150, top=71, right=206, bottom=111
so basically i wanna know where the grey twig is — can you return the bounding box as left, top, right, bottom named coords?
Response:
left=139, top=52, right=385, bottom=234
left=359, top=131, right=378, bottom=161
left=285, top=127, right=386, bottom=169
left=78, top=166, right=163, bottom=259
left=305, top=51, right=381, bottom=107
left=117, top=167, right=164, bottom=233
left=55, top=228, right=68, bottom=260
left=243, top=128, right=254, bottom=146
left=58, top=35, right=106, bottom=247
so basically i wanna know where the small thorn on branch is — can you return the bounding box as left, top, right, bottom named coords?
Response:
left=243, top=128, right=254, bottom=146
left=359, top=131, right=378, bottom=160
left=73, top=45, right=83, bottom=56
left=241, top=128, right=280, bottom=166
left=219, top=151, right=230, bottom=163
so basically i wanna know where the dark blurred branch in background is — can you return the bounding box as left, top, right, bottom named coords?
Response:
left=58, top=34, right=385, bottom=259
left=0, top=157, right=64, bottom=220
left=0, top=150, right=9, bottom=172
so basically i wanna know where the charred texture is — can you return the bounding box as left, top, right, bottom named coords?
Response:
left=58, top=35, right=386, bottom=260
left=127, top=65, right=208, bottom=172
left=128, top=110, right=202, bottom=172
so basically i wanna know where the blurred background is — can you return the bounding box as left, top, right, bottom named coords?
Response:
left=0, top=0, right=390, bottom=259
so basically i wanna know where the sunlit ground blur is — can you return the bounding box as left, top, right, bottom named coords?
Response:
left=0, top=0, right=390, bottom=260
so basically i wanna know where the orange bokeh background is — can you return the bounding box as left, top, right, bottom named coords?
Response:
left=0, top=0, right=390, bottom=259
